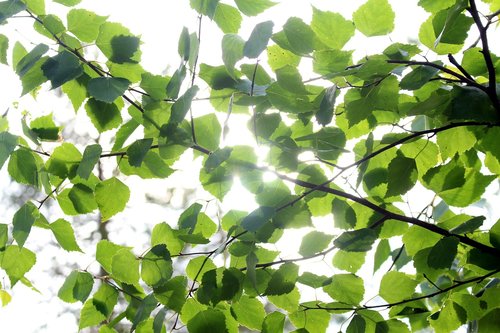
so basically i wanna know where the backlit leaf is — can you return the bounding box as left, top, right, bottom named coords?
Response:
left=244, top=21, right=274, bottom=58
left=353, top=0, right=395, bottom=36
left=87, top=77, right=130, bottom=103
left=94, top=177, right=130, bottom=221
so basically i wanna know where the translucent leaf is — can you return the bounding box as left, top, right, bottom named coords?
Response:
left=85, top=98, right=122, bottom=133
left=54, top=0, right=81, bottom=6
left=265, top=263, right=298, bottom=296
left=96, top=22, right=141, bottom=63
left=0, top=223, right=7, bottom=249
left=234, top=0, right=275, bottom=16
left=8, top=149, right=40, bottom=187
left=379, top=271, right=418, bottom=303
left=151, top=222, right=184, bottom=254
left=187, top=308, right=227, bottom=333
left=267, top=287, right=300, bottom=312
left=332, top=250, right=365, bottom=274
left=436, top=126, right=476, bottom=160
left=12, top=202, right=39, bottom=248
left=352, top=0, right=395, bottom=36
left=153, top=276, right=187, bottom=312
left=166, top=65, right=186, bottom=98
left=386, top=152, right=418, bottom=196
left=400, top=65, right=440, bottom=90
left=170, top=86, right=199, bottom=124
left=97, top=239, right=125, bottom=273
left=0, top=289, right=11, bottom=307
left=0, top=0, right=26, bottom=24
left=373, top=239, right=391, bottom=273
left=290, top=308, right=330, bottom=333
left=50, top=218, right=82, bottom=252
left=186, top=256, right=216, bottom=281
left=282, top=17, right=315, bottom=55
left=140, top=72, right=169, bottom=101
left=58, top=271, right=93, bottom=303
left=46, top=142, right=82, bottom=179
left=299, top=231, right=333, bottom=256
left=0, top=34, right=8, bottom=65
left=231, top=295, right=265, bottom=330
left=316, top=85, right=339, bottom=126
left=194, top=113, right=221, bottom=151
left=29, top=113, right=60, bottom=141
left=141, top=244, right=173, bottom=287
left=0, top=245, right=36, bottom=285
left=79, top=299, right=107, bottom=329
left=262, top=312, right=285, bottom=333
left=429, top=300, right=466, bottom=333
left=87, top=77, right=130, bottom=103
left=67, top=9, right=107, bottom=43
left=190, top=0, right=220, bottom=19
left=267, top=44, right=300, bottom=71
left=243, top=21, right=274, bottom=59
left=311, top=7, right=354, bottom=50
left=347, top=315, right=366, bottom=333
left=131, top=293, right=158, bottom=332
left=95, top=177, right=130, bottom=221
left=111, top=248, right=139, bottom=284
left=222, top=34, right=244, bottom=77
left=16, top=43, right=48, bottom=76
left=323, top=274, right=364, bottom=305
left=214, top=4, right=242, bottom=33
left=41, top=51, right=83, bottom=89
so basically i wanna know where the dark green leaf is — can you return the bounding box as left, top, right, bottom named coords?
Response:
left=450, top=216, right=484, bottom=234
left=316, top=85, right=338, bottom=126
left=400, top=65, right=440, bottom=90
left=0, top=0, right=26, bottom=24
left=42, top=51, right=83, bottom=89
left=170, top=86, right=199, bottom=124
left=265, top=263, right=298, bottom=295
left=8, top=148, right=39, bottom=187
left=178, top=27, right=190, bottom=61
left=30, top=114, right=61, bottom=141
left=153, top=276, right=187, bottom=312
left=58, top=271, right=93, bottom=303
left=244, top=21, right=274, bottom=58
left=386, top=152, right=418, bottom=196
left=222, top=34, right=244, bottom=77
left=131, top=293, right=158, bottom=332
left=204, top=147, right=232, bottom=172
left=16, top=43, right=48, bottom=76
left=373, top=239, right=391, bottom=273
left=187, top=308, right=227, bottom=333
left=85, top=98, right=122, bottom=132
left=96, top=22, right=141, bottom=63
left=347, top=315, right=366, bottom=333
left=427, top=236, right=459, bottom=269
left=127, top=138, right=153, bottom=167
left=87, top=77, right=130, bottom=103
left=12, top=202, right=39, bottom=248
left=282, top=17, right=315, bottom=55
left=77, top=144, right=102, bottom=179
left=334, top=228, right=377, bottom=252
left=241, top=206, right=275, bottom=232
left=68, top=183, right=98, bottom=214
left=141, top=244, right=173, bottom=288
left=166, top=65, right=186, bottom=98
left=0, top=132, right=17, bottom=169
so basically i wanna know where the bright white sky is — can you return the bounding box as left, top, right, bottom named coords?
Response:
left=0, top=1, right=496, bottom=332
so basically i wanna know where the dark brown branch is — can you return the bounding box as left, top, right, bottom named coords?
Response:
left=447, top=53, right=474, bottom=81
left=467, top=0, right=500, bottom=112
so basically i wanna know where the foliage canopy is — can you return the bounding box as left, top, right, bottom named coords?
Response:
left=1, top=0, right=500, bottom=332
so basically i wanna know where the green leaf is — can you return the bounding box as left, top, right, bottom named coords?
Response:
left=265, top=263, right=299, bottom=295
left=234, top=0, right=275, bottom=16
left=166, top=65, right=186, bottom=98
left=450, top=216, right=485, bottom=234
left=132, top=293, right=158, bottom=332
left=111, top=248, right=139, bottom=284
left=436, top=126, right=476, bottom=160
left=0, top=132, right=17, bottom=169
left=153, top=276, right=187, bottom=312
left=299, top=231, right=333, bottom=256
left=290, top=308, right=330, bottom=333
left=323, top=274, right=364, bottom=305
left=12, top=202, right=39, bottom=248
left=400, top=65, right=440, bottom=90
left=231, top=295, right=265, bottom=330
left=127, top=138, right=153, bottom=167
left=353, top=0, right=395, bottom=36
left=386, top=152, right=418, bottom=196
left=316, top=85, right=338, bottom=126
left=427, top=236, right=459, bottom=269
left=67, top=9, right=107, bottom=43
left=187, top=308, right=227, bottom=333
left=8, top=148, right=39, bottom=187
left=16, top=43, right=48, bottom=77
left=0, top=0, right=27, bottom=24
left=94, top=177, right=130, bottom=221
left=311, top=7, right=354, bottom=50
left=151, top=222, right=184, bottom=254
left=373, top=239, right=391, bottom=273
left=332, top=250, right=366, bottom=274
left=30, top=114, right=61, bottom=141
left=267, top=44, right=300, bottom=71
left=58, top=271, right=93, bottom=303
left=347, top=315, right=366, bottom=333
left=0, top=34, right=8, bottom=65
left=50, top=218, right=82, bottom=252
left=186, top=256, right=216, bottom=281
left=244, top=21, right=274, bottom=58
left=87, top=77, right=130, bottom=103
left=262, top=312, right=286, bottom=333
left=170, top=86, right=199, bottom=124
left=41, top=51, right=83, bottom=89
left=141, top=244, right=173, bottom=288
left=20, top=56, right=48, bottom=95
left=190, top=0, right=219, bottom=18
left=275, top=65, right=308, bottom=94
left=140, top=72, right=169, bottom=101
left=334, top=228, right=377, bottom=252
left=214, top=4, right=242, bottom=34
left=96, top=22, right=141, bottom=63
left=193, top=113, right=221, bottom=151
left=77, top=144, right=102, bottom=179
left=54, top=0, right=81, bottom=6
left=282, top=17, right=315, bottom=55
left=204, top=147, right=232, bottom=172
left=85, top=98, right=122, bottom=133
left=0, top=223, right=7, bottom=249
left=222, top=34, right=244, bottom=77
left=79, top=298, right=107, bottom=329
left=46, top=142, right=82, bottom=179
left=429, top=300, right=467, bottom=333
left=241, top=206, right=275, bottom=232
left=0, top=245, right=36, bottom=285
left=96, top=240, right=127, bottom=273
left=379, top=271, right=418, bottom=303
